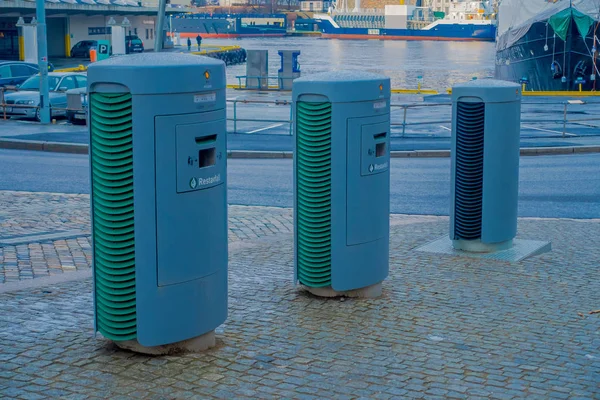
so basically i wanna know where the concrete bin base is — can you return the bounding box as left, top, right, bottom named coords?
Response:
left=301, top=282, right=382, bottom=298
left=114, top=330, right=216, bottom=355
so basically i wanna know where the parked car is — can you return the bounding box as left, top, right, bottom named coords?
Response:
left=126, top=35, right=144, bottom=54
left=65, top=87, right=88, bottom=125
left=1, top=72, right=87, bottom=121
left=71, top=40, right=98, bottom=58
left=0, top=60, right=54, bottom=89
left=71, top=36, right=142, bottom=57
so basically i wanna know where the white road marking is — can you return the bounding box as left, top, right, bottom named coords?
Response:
left=247, top=123, right=285, bottom=134
left=439, top=123, right=577, bottom=137
left=522, top=124, right=576, bottom=137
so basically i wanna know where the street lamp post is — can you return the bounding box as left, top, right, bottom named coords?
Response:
left=155, top=0, right=167, bottom=52
left=35, top=0, right=50, bottom=124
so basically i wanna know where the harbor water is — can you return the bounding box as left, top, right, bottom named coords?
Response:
left=204, top=37, right=496, bottom=90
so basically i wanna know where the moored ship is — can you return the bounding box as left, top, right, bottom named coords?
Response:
left=171, top=13, right=287, bottom=38
left=495, top=0, right=600, bottom=91
left=313, top=0, right=496, bottom=41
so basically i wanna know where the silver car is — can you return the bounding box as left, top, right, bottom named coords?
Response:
left=65, top=87, right=88, bottom=125
left=1, top=72, right=87, bottom=121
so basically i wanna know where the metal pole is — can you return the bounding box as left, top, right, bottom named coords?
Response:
left=402, top=106, right=408, bottom=137
left=563, top=103, right=567, bottom=137
left=233, top=101, right=237, bottom=134
left=154, top=0, right=167, bottom=52
left=36, top=0, right=50, bottom=124
left=289, top=104, right=293, bottom=136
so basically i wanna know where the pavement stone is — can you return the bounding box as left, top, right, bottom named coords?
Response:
left=0, top=191, right=599, bottom=398
left=0, top=191, right=292, bottom=282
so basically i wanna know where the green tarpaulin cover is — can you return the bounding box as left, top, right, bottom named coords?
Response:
left=549, top=7, right=595, bottom=41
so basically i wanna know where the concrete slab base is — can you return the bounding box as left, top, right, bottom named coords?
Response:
left=452, top=238, right=513, bottom=253
left=114, top=330, right=216, bottom=355
left=415, top=236, right=552, bottom=263
left=301, top=282, right=383, bottom=298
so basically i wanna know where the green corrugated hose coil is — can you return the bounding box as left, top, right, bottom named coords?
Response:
left=90, top=92, right=136, bottom=341
left=296, top=101, right=332, bottom=288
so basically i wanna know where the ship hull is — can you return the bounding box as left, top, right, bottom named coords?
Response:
left=321, top=33, right=492, bottom=41
left=495, top=20, right=598, bottom=91
left=318, top=23, right=496, bottom=41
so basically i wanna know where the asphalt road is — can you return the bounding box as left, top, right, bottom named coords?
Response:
left=1, top=149, right=598, bottom=219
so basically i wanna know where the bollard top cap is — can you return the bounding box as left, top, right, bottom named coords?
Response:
left=293, top=70, right=390, bottom=103
left=89, top=52, right=225, bottom=67
left=295, top=70, right=386, bottom=83
left=87, top=53, right=225, bottom=95
left=452, top=78, right=521, bottom=103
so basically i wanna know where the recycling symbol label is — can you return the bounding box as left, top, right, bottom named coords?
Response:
left=369, top=164, right=374, bottom=173
left=189, top=178, right=197, bottom=189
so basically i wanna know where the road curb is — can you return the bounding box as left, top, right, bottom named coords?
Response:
left=0, top=138, right=88, bottom=154
left=1, top=138, right=600, bottom=158
left=390, top=150, right=451, bottom=158
left=227, top=150, right=293, bottom=159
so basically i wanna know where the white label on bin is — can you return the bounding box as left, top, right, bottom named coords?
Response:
left=197, top=174, right=221, bottom=187
left=374, top=100, right=386, bottom=109
left=374, top=162, right=388, bottom=171
left=194, top=92, right=216, bottom=103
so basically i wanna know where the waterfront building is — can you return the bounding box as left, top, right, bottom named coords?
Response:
left=299, top=0, right=332, bottom=12
left=0, top=0, right=177, bottom=60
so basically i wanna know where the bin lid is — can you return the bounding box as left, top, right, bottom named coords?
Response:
left=293, top=70, right=390, bottom=103
left=452, top=79, right=521, bottom=104
left=88, top=53, right=225, bottom=95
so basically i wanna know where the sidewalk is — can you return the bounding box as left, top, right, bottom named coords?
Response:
left=1, top=190, right=599, bottom=399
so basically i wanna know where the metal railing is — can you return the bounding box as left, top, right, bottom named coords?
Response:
left=228, top=98, right=292, bottom=135
left=391, top=100, right=600, bottom=138
left=391, top=103, right=451, bottom=137
left=233, top=75, right=297, bottom=90
left=225, top=98, right=600, bottom=138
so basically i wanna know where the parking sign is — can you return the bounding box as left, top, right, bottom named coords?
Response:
left=97, top=40, right=111, bottom=60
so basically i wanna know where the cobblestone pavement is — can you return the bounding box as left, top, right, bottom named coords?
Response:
left=0, top=191, right=292, bottom=283
left=1, top=189, right=599, bottom=399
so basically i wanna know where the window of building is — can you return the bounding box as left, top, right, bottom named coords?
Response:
left=150, top=29, right=153, bottom=40
left=146, top=28, right=149, bottom=40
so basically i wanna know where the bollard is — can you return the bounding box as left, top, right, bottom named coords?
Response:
left=277, top=50, right=301, bottom=90
left=87, top=53, right=228, bottom=355
left=293, top=71, right=391, bottom=298
left=450, top=79, right=521, bottom=253
left=246, top=50, right=268, bottom=90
